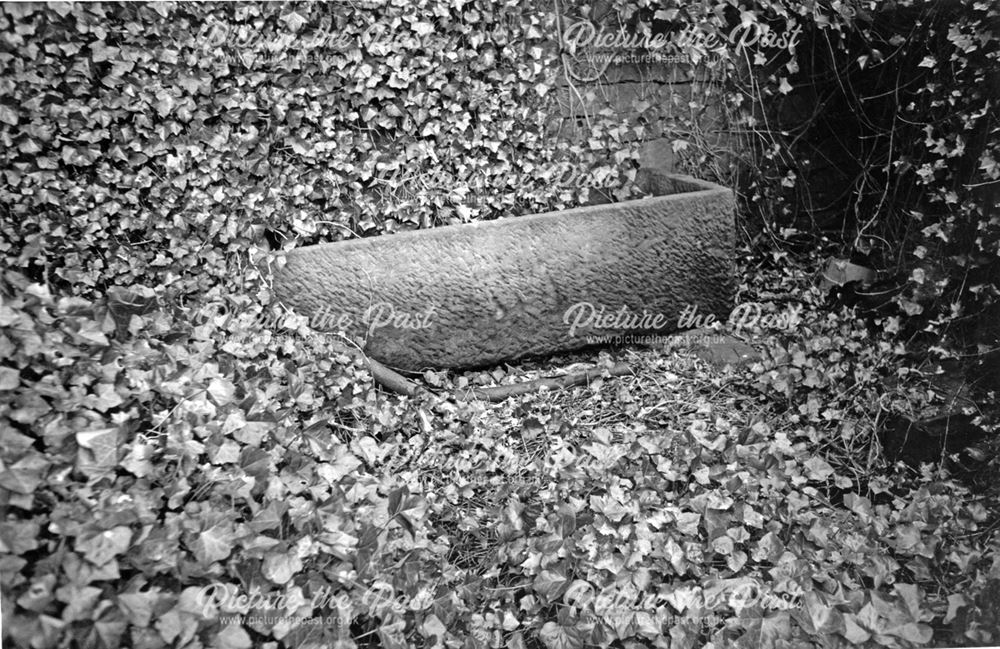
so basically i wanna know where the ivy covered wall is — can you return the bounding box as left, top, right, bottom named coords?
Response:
left=0, top=1, right=648, bottom=304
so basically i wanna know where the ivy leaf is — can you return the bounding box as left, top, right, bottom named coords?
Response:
left=0, top=521, right=39, bottom=554
left=742, top=611, right=792, bottom=647
left=93, top=607, right=127, bottom=649
left=0, top=366, right=19, bottom=390
left=210, top=439, right=240, bottom=465
left=674, top=512, right=700, bottom=535
left=607, top=610, right=635, bottom=640
left=262, top=550, right=302, bottom=585
left=943, top=593, right=969, bottom=624
left=89, top=40, right=119, bottom=62
left=289, top=136, right=314, bottom=157
left=533, top=569, right=568, bottom=602
left=317, top=452, right=361, bottom=484
left=420, top=614, right=446, bottom=640
left=240, top=447, right=271, bottom=482
left=893, top=623, right=933, bottom=644
left=583, top=442, right=625, bottom=467
left=900, top=298, right=923, bottom=316
left=117, top=592, right=158, bottom=627
left=411, top=22, right=435, bottom=36
left=282, top=11, right=307, bottom=33
left=842, top=614, right=871, bottom=644
left=0, top=454, right=48, bottom=494
left=77, top=526, right=132, bottom=566
left=802, top=591, right=844, bottom=635
left=803, top=457, right=834, bottom=481
left=57, top=584, right=102, bottom=621
left=155, top=608, right=193, bottom=644
left=727, top=550, right=748, bottom=572
left=121, top=442, right=154, bottom=478
left=378, top=619, right=408, bottom=649
left=352, top=436, right=382, bottom=464
left=76, top=428, right=119, bottom=475
left=214, top=624, right=253, bottom=649
left=521, top=417, right=545, bottom=441
left=248, top=501, right=288, bottom=533
left=74, top=319, right=109, bottom=346
left=92, top=381, right=124, bottom=412
left=712, top=535, right=734, bottom=556
left=664, top=586, right=699, bottom=613
left=17, top=574, right=57, bottom=612
left=589, top=495, right=629, bottom=522
left=387, top=485, right=408, bottom=518
left=893, top=524, right=921, bottom=552
left=207, top=378, right=236, bottom=406
left=194, top=524, right=234, bottom=564
left=233, top=420, right=271, bottom=446
left=538, top=622, right=583, bottom=649
left=154, top=91, right=174, bottom=117
left=0, top=104, right=19, bottom=126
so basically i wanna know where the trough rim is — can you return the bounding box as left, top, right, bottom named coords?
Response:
left=285, top=172, right=733, bottom=254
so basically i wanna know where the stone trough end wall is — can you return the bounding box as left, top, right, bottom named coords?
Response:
left=273, top=169, right=735, bottom=371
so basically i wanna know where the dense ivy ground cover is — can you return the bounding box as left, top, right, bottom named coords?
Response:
left=2, top=1, right=999, bottom=648
left=3, top=257, right=999, bottom=648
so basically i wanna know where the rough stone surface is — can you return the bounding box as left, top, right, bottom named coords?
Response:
left=273, top=171, right=735, bottom=370
left=639, top=138, right=677, bottom=173
left=656, top=328, right=763, bottom=368
left=691, top=337, right=763, bottom=368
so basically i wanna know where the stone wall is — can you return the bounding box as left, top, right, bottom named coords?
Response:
left=553, top=57, right=730, bottom=182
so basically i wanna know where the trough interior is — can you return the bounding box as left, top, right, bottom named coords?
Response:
left=634, top=168, right=717, bottom=197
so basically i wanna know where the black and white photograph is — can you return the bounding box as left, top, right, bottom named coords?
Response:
left=0, top=1, right=998, bottom=647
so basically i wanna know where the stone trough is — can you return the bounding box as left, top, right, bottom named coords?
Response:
left=273, top=169, right=735, bottom=371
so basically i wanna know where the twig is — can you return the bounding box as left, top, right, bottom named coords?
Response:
left=365, top=355, right=426, bottom=397
left=353, top=345, right=633, bottom=404
left=454, top=363, right=633, bottom=403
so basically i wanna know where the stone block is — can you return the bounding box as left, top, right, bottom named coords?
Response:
left=272, top=170, right=735, bottom=370
left=639, top=138, right=677, bottom=172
